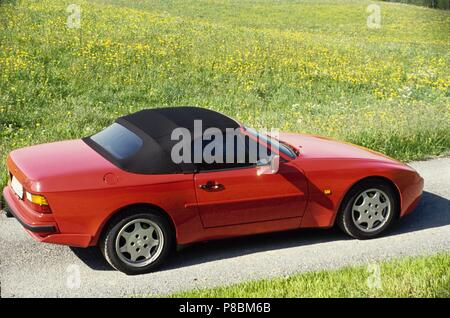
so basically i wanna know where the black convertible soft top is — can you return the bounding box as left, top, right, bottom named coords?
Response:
left=84, top=106, right=241, bottom=174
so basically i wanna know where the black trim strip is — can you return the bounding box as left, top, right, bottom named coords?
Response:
left=3, top=195, right=57, bottom=233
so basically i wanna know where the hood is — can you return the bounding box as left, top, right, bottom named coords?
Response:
left=279, top=133, right=401, bottom=164
left=7, top=139, right=117, bottom=192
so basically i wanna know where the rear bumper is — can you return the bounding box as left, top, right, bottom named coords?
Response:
left=2, top=186, right=92, bottom=247
left=7, top=205, right=56, bottom=232
left=3, top=186, right=57, bottom=233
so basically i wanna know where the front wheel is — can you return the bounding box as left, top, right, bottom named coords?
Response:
left=337, top=179, right=398, bottom=239
left=100, top=208, right=173, bottom=275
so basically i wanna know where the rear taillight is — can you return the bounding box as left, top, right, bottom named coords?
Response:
left=25, top=192, right=52, bottom=213
left=9, top=172, right=52, bottom=213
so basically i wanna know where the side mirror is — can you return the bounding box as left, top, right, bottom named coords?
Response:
left=256, top=155, right=280, bottom=176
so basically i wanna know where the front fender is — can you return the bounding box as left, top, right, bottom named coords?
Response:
left=297, top=158, right=422, bottom=228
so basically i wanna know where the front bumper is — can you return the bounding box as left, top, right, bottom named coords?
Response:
left=400, top=175, right=424, bottom=217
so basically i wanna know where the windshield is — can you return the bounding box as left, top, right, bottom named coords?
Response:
left=244, top=127, right=297, bottom=159
left=90, top=123, right=143, bottom=160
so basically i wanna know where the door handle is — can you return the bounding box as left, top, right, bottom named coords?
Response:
left=199, top=181, right=225, bottom=192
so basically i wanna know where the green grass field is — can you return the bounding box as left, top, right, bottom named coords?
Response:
left=0, top=0, right=449, bottom=189
left=171, top=252, right=450, bottom=297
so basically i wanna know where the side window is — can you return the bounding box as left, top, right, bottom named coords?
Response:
left=193, top=131, right=257, bottom=172
left=245, top=134, right=274, bottom=163
left=244, top=127, right=294, bottom=160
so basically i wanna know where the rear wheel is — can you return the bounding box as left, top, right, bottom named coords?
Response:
left=100, top=208, right=173, bottom=275
left=337, top=179, right=398, bottom=239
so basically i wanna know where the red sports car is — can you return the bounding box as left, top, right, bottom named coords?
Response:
left=2, top=107, right=423, bottom=274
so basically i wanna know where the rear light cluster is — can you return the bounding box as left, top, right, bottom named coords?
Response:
left=9, top=173, right=52, bottom=213
left=25, top=192, right=52, bottom=213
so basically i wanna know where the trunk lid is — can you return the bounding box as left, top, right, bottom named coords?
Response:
left=7, top=140, right=117, bottom=192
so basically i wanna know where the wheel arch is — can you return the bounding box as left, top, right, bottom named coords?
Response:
left=335, top=175, right=402, bottom=225
left=92, top=202, right=177, bottom=246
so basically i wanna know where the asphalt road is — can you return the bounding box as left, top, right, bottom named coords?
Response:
left=1, top=157, right=449, bottom=297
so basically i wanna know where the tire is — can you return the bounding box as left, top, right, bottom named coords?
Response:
left=337, top=179, right=398, bottom=239
left=99, top=207, right=174, bottom=275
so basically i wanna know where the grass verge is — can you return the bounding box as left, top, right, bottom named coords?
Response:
left=171, top=252, right=450, bottom=297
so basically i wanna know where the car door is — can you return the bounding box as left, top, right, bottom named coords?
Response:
left=193, top=131, right=308, bottom=228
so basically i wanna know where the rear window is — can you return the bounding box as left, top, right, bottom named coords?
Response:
left=90, top=123, right=143, bottom=159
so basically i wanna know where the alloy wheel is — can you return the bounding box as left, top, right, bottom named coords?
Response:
left=115, top=218, right=164, bottom=268
left=351, top=188, right=391, bottom=233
